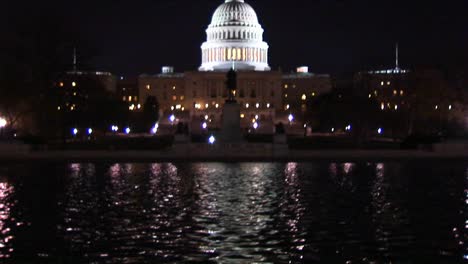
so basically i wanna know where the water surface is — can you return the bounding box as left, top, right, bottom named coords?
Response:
left=0, top=162, right=465, bottom=263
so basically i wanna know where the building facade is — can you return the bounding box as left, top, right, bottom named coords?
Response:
left=138, top=0, right=332, bottom=132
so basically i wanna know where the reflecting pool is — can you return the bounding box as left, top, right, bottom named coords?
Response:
left=0, top=162, right=465, bottom=263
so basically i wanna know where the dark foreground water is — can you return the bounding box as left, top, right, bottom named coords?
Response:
left=0, top=162, right=465, bottom=263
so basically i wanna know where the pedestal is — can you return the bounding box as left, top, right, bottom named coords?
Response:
left=220, top=101, right=243, bottom=143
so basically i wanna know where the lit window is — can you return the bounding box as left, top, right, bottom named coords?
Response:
left=284, top=84, right=288, bottom=89
left=448, top=105, right=452, bottom=110
left=245, top=103, right=249, bottom=108
left=380, top=81, right=384, bottom=86
left=256, top=103, right=260, bottom=108
left=368, top=94, right=372, bottom=98
left=284, top=94, right=288, bottom=98
left=215, top=103, right=219, bottom=108
left=394, top=105, right=398, bottom=110
left=312, top=92, right=316, bottom=97
left=292, top=84, right=296, bottom=88
left=72, top=82, right=77, bottom=87
left=381, top=102, right=385, bottom=110
left=59, top=82, right=64, bottom=87
left=285, top=104, right=290, bottom=110
left=387, top=81, right=391, bottom=85
left=135, top=96, right=138, bottom=102
left=240, top=114, right=245, bottom=118
left=73, top=92, right=77, bottom=96
left=374, top=90, right=378, bottom=95
left=435, top=105, right=438, bottom=110
left=205, top=103, right=209, bottom=108
left=180, top=96, right=185, bottom=100
left=266, top=103, right=270, bottom=108
left=301, top=94, right=307, bottom=101
left=57, top=106, right=61, bottom=110
left=400, top=90, right=404, bottom=96
left=172, top=96, right=177, bottom=101
left=129, top=96, right=132, bottom=101
left=176, top=104, right=181, bottom=110
left=146, top=85, right=151, bottom=90
left=393, top=90, right=397, bottom=95
left=172, top=86, right=176, bottom=90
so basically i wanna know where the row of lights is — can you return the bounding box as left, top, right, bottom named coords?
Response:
left=59, top=82, right=77, bottom=87
left=330, top=125, right=383, bottom=134
left=72, top=123, right=159, bottom=136
left=195, top=102, right=272, bottom=110
left=129, top=104, right=141, bottom=111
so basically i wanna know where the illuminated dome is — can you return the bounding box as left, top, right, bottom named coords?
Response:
left=199, top=0, right=270, bottom=72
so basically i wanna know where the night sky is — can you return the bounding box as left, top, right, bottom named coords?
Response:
left=5, top=0, right=468, bottom=75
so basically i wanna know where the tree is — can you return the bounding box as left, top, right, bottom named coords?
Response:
left=0, top=7, right=95, bottom=138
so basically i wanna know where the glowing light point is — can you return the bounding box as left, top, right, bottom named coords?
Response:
left=72, top=128, right=78, bottom=136
left=0, top=118, right=7, bottom=128
left=378, top=128, right=383, bottom=134
left=151, top=123, right=159, bottom=134
left=169, top=114, right=176, bottom=123
left=125, top=127, right=131, bottom=134
left=202, top=122, right=207, bottom=129
left=208, top=135, right=216, bottom=144
left=288, top=114, right=294, bottom=122
left=87, top=128, right=93, bottom=135
left=253, top=122, right=259, bottom=129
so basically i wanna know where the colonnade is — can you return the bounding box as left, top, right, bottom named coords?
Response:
left=202, top=47, right=268, bottom=64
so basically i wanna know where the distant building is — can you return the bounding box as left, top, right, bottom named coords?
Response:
left=56, top=70, right=116, bottom=112
left=354, top=45, right=466, bottom=135
left=117, top=76, right=139, bottom=110
left=138, top=0, right=332, bottom=132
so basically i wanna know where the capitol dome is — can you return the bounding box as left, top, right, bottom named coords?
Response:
left=199, top=0, right=270, bottom=72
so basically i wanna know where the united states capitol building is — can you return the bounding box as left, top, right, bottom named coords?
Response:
left=137, top=0, right=332, bottom=132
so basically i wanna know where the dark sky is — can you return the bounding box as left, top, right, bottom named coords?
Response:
left=5, top=0, right=468, bottom=75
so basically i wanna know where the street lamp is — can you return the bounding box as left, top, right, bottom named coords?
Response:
left=253, top=122, right=259, bottom=130
left=288, top=114, right=294, bottom=124
left=202, top=122, right=207, bottom=129
left=125, top=127, right=131, bottom=134
left=377, top=128, right=383, bottom=135
left=208, top=135, right=216, bottom=144
left=151, top=123, right=159, bottom=134
left=169, top=114, right=176, bottom=123
left=72, top=128, right=78, bottom=136
left=0, top=117, right=6, bottom=128
left=87, top=128, right=93, bottom=135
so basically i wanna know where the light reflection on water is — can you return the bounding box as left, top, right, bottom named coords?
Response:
left=0, top=162, right=465, bottom=263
